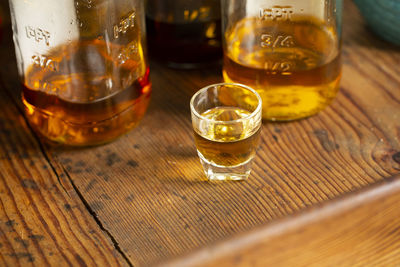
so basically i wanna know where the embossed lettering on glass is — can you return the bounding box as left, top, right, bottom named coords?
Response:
left=222, top=0, right=343, bottom=121
left=8, top=0, right=151, bottom=146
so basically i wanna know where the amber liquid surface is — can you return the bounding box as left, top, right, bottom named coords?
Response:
left=146, top=17, right=222, bottom=68
left=223, top=17, right=341, bottom=121
left=23, top=40, right=151, bottom=146
left=194, top=107, right=261, bottom=167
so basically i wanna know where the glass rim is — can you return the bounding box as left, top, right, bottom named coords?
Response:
left=190, top=82, right=262, bottom=124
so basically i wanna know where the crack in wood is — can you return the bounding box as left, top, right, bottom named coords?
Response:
left=62, top=166, right=134, bottom=267
left=0, top=76, right=132, bottom=266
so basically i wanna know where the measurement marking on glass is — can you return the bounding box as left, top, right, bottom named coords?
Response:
left=32, top=54, right=59, bottom=71
left=264, top=61, right=293, bottom=73
left=259, top=6, right=294, bottom=21
left=25, top=26, right=51, bottom=46
left=118, top=43, right=138, bottom=64
left=114, top=11, right=136, bottom=39
left=183, top=7, right=211, bottom=21
left=261, top=34, right=294, bottom=48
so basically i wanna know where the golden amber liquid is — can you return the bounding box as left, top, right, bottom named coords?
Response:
left=223, top=17, right=341, bottom=121
left=194, top=107, right=261, bottom=166
left=23, top=40, right=151, bottom=146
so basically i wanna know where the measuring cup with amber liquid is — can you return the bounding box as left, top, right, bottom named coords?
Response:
left=146, top=0, right=222, bottom=68
left=222, top=0, right=342, bottom=121
left=8, top=0, right=151, bottom=146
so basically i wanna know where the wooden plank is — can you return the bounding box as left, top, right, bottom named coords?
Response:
left=165, top=174, right=400, bottom=267
left=0, top=0, right=399, bottom=266
left=0, top=84, right=128, bottom=266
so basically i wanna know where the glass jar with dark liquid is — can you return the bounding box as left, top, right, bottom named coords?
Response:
left=145, top=0, right=222, bottom=68
left=8, top=0, right=151, bottom=146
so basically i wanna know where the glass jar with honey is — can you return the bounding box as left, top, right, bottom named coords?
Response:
left=222, top=0, right=343, bottom=121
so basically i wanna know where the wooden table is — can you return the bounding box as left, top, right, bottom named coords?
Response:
left=0, top=1, right=399, bottom=266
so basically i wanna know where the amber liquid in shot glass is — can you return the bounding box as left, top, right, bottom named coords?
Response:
left=194, top=107, right=260, bottom=167
left=191, top=83, right=262, bottom=181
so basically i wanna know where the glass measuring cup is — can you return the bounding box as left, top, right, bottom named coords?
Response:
left=222, top=0, right=343, bottom=121
left=8, top=0, right=151, bottom=146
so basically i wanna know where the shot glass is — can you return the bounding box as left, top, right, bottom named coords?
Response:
left=190, top=83, right=262, bottom=181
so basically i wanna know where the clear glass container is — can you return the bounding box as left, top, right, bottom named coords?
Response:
left=222, top=0, right=343, bottom=121
left=146, top=0, right=222, bottom=68
left=8, top=0, right=151, bottom=146
left=191, top=83, right=262, bottom=181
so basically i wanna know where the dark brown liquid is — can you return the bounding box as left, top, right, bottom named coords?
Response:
left=0, top=6, right=4, bottom=42
left=146, top=17, right=222, bottom=68
left=23, top=40, right=151, bottom=146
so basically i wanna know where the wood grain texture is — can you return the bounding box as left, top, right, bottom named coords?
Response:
left=0, top=0, right=399, bottom=266
left=0, top=86, right=127, bottom=266
left=165, top=175, right=400, bottom=267
left=0, top=4, right=127, bottom=266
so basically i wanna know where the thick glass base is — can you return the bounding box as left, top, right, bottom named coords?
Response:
left=198, top=152, right=253, bottom=181
left=22, top=88, right=151, bottom=147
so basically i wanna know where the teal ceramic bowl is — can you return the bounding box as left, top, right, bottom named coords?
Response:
left=353, top=0, right=400, bottom=45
